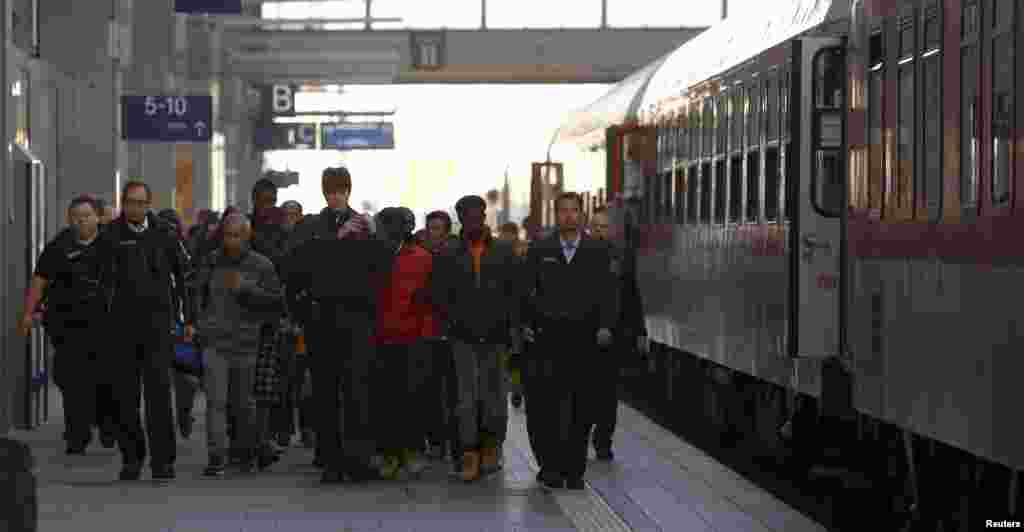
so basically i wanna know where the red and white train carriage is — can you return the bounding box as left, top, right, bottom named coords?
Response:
left=557, top=0, right=1023, bottom=528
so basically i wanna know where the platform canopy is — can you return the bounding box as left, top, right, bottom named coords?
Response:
left=637, top=0, right=842, bottom=124
left=554, top=51, right=671, bottom=148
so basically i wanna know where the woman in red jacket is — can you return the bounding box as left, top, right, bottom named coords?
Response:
left=371, top=207, right=438, bottom=479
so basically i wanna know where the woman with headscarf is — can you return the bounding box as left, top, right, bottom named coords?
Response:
left=370, top=207, right=438, bottom=479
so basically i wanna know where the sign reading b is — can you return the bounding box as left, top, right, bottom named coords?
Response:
left=272, top=84, right=293, bottom=114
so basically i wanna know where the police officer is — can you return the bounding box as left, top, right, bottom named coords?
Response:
left=19, top=195, right=113, bottom=454
left=586, top=206, right=648, bottom=461
left=102, top=181, right=193, bottom=481
left=522, top=192, right=618, bottom=490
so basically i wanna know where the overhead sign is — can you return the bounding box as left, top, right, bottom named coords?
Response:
left=175, top=0, right=242, bottom=14
left=254, top=123, right=317, bottom=151
left=321, top=122, right=395, bottom=150
left=261, top=84, right=298, bottom=118
left=121, top=95, right=212, bottom=142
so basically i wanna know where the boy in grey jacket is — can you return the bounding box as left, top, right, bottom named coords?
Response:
left=193, top=214, right=284, bottom=476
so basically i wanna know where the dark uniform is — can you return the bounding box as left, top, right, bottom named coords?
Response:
left=522, top=231, right=617, bottom=488
left=101, top=213, right=192, bottom=479
left=35, top=233, right=115, bottom=453
left=588, top=243, right=645, bottom=456
left=285, top=207, right=393, bottom=481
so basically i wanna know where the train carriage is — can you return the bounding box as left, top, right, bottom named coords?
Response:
left=557, top=0, right=1024, bottom=528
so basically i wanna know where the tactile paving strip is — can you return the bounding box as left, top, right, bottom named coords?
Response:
left=505, top=408, right=633, bottom=532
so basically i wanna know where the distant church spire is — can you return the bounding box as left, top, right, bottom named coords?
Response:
left=501, top=167, right=511, bottom=225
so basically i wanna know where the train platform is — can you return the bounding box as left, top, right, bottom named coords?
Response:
left=8, top=386, right=827, bottom=532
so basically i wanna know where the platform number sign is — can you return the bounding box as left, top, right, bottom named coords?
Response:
left=121, top=95, right=212, bottom=142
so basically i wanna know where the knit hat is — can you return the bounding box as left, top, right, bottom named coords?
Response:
left=454, top=195, right=486, bottom=222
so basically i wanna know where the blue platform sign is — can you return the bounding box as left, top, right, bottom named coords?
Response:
left=321, top=122, right=395, bottom=150
left=121, top=95, right=213, bottom=142
left=175, top=0, right=242, bottom=14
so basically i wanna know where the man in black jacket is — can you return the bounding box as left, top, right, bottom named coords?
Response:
left=102, top=181, right=193, bottom=482
left=586, top=206, right=648, bottom=461
left=285, top=166, right=389, bottom=483
left=521, top=192, right=618, bottom=490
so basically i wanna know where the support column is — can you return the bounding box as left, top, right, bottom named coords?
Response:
left=481, top=0, right=487, bottom=30
left=37, top=0, right=119, bottom=207
left=600, top=0, right=607, bottom=29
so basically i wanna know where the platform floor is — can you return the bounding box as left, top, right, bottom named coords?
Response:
left=9, top=386, right=827, bottom=532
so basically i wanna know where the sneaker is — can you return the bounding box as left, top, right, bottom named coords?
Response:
left=401, top=449, right=429, bottom=475
left=203, top=455, right=226, bottom=477
left=460, top=450, right=481, bottom=482
left=379, top=454, right=402, bottom=480
left=480, top=446, right=502, bottom=475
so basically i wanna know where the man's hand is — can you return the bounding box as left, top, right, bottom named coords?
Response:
left=223, top=270, right=241, bottom=290
left=17, top=314, right=34, bottom=337
left=521, top=327, right=536, bottom=343
left=184, top=324, right=195, bottom=344
left=637, top=335, right=649, bottom=354
left=597, top=328, right=613, bottom=347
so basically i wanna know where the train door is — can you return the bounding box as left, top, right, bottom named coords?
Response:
left=7, top=144, right=47, bottom=429
left=791, top=38, right=846, bottom=360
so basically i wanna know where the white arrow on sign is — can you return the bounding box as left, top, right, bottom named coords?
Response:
left=194, top=121, right=207, bottom=137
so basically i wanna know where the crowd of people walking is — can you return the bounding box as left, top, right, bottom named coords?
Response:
left=17, top=165, right=648, bottom=489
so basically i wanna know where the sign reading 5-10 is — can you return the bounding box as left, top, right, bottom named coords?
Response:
left=144, top=96, right=189, bottom=117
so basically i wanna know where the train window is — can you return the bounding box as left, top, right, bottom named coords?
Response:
left=961, top=49, right=979, bottom=209
left=899, top=17, right=915, bottom=58
left=690, top=106, right=700, bottom=158
left=766, top=76, right=779, bottom=141
left=746, top=151, right=760, bottom=221
left=897, top=18, right=915, bottom=215
left=780, top=69, right=789, bottom=139
left=664, top=170, right=674, bottom=221
left=715, top=161, right=727, bottom=223
left=729, top=156, right=743, bottom=222
left=732, top=86, right=744, bottom=151
left=675, top=169, right=686, bottom=223
left=961, top=0, right=978, bottom=39
left=644, top=173, right=655, bottom=223
left=991, top=11, right=1015, bottom=205
left=765, top=148, right=781, bottom=221
left=703, top=98, right=714, bottom=158
left=920, top=4, right=942, bottom=221
left=718, top=93, right=729, bottom=155
left=812, top=47, right=845, bottom=218
left=747, top=82, right=760, bottom=147
left=783, top=143, right=794, bottom=220
left=700, top=163, right=713, bottom=223
left=868, top=30, right=885, bottom=213
left=687, top=165, right=699, bottom=223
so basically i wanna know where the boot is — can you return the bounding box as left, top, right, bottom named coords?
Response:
left=480, top=446, right=502, bottom=475
left=460, top=450, right=481, bottom=482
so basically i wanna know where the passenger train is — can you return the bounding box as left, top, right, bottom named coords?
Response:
left=555, top=0, right=1023, bottom=529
